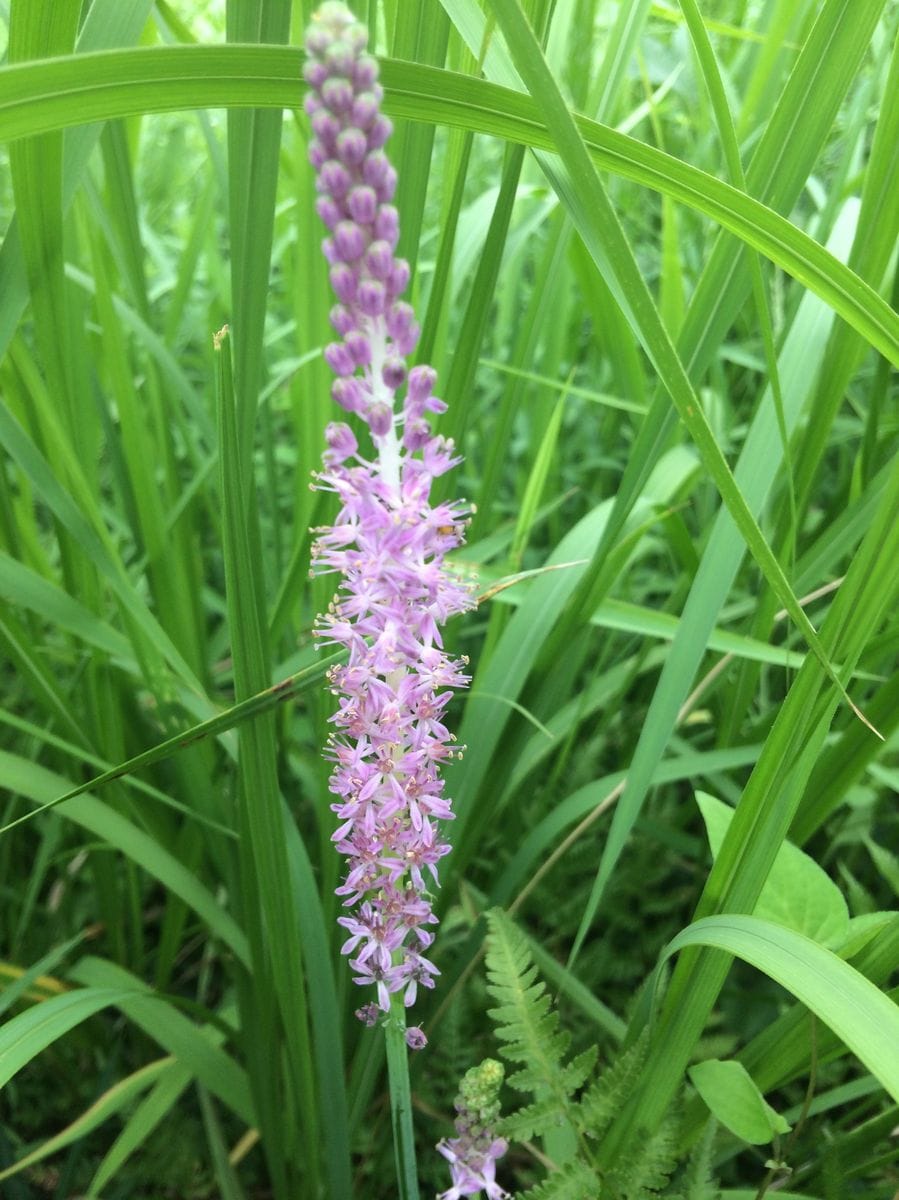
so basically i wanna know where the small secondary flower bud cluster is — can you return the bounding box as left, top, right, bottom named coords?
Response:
left=437, top=1060, right=509, bottom=1200
left=305, top=3, right=474, bottom=1014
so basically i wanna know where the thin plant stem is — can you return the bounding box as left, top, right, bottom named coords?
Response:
left=384, top=993, right=421, bottom=1200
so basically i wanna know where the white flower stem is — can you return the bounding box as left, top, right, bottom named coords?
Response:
left=367, top=318, right=401, bottom=496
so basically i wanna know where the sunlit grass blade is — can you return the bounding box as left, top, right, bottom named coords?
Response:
left=0, top=50, right=896, bottom=364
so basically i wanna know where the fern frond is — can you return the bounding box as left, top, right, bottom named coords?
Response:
left=673, top=1119, right=719, bottom=1200
left=606, top=1110, right=679, bottom=1200
left=519, top=1158, right=602, bottom=1200
left=558, top=1045, right=598, bottom=1093
left=575, top=1033, right=648, bottom=1141
left=499, top=1096, right=571, bottom=1142
left=485, top=909, right=573, bottom=1098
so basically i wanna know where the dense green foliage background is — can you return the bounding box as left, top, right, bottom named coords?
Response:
left=0, top=0, right=897, bottom=1196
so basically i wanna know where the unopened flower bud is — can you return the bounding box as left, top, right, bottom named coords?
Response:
left=367, top=402, right=392, bottom=436
left=330, top=304, right=355, bottom=334
left=382, top=357, right=407, bottom=389
left=303, top=60, right=329, bottom=89
left=336, top=127, right=368, bottom=167
left=324, top=422, right=358, bottom=463
left=334, top=220, right=365, bottom=261
left=353, top=53, right=378, bottom=89
left=408, top=365, right=437, bottom=405
left=324, top=39, right=354, bottom=75
left=367, top=114, right=392, bottom=150
left=357, top=280, right=387, bottom=317
left=315, top=197, right=341, bottom=229
left=331, top=376, right=363, bottom=412
left=352, top=92, right=379, bottom=129
left=365, top=239, right=394, bottom=280
left=361, top=150, right=390, bottom=189
left=329, top=263, right=358, bottom=304
left=345, top=330, right=372, bottom=366
left=374, top=205, right=399, bottom=246
left=387, top=259, right=410, bottom=298
left=319, top=159, right=350, bottom=196
left=347, top=185, right=378, bottom=224
left=311, top=109, right=340, bottom=143
left=321, top=76, right=353, bottom=113
left=324, top=341, right=355, bottom=376
left=405, top=1026, right=427, bottom=1051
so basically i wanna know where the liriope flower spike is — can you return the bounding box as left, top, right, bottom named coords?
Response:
left=437, top=1060, right=509, bottom=1200
left=304, top=2, right=474, bottom=1015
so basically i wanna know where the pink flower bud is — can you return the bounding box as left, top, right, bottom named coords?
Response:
left=319, top=159, right=350, bottom=197
left=387, top=259, right=410, bottom=298
left=329, top=263, right=358, bottom=304
left=357, top=280, right=387, bottom=317
left=334, top=220, right=365, bottom=261
left=324, top=341, right=355, bottom=376
left=361, top=150, right=390, bottom=189
left=315, top=197, right=342, bottom=229
left=353, top=54, right=378, bottom=89
left=345, top=330, right=372, bottom=366
left=336, top=128, right=368, bottom=167
left=330, top=304, right=355, bottom=335
left=324, top=421, right=358, bottom=463
left=382, top=357, right=407, bottom=389
left=374, top=205, right=399, bottom=247
left=351, top=92, right=379, bottom=129
left=408, top=365, right=437, bottom=404
left=311, top=109, right=340, bottom=143
left=365, top=240, right=394, bottom=280
left=368, top=402, right=392, bottom=436
left=321, top=76, right=353, bottom=113
left=347, top=185, right=378, bottom=224
left=367, top=115, right=392, bottom=150
left=331, top=376, right=364, bottom=412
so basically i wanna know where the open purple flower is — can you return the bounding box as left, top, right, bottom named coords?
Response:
left=305, top=2, right=474, bottom=1014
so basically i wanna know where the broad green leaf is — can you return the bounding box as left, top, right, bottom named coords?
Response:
left=661, top=916, right=899, bottom=1104
left=697, top=792, right=849, bottom=947
left=688, top=1058, right=790, bottom=1145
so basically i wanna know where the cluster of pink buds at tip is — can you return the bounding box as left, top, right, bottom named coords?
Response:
left=304, top=2, right=475, bottom=1016
left=437, top=1060, right=509, bottom=1199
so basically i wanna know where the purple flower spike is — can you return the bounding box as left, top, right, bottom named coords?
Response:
left=437, top=1060, right=509, bottom=1200
left=305, top=1, right=474, bottom=1014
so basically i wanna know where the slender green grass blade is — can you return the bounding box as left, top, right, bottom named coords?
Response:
left=0, top=50, right=895, bottom=363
